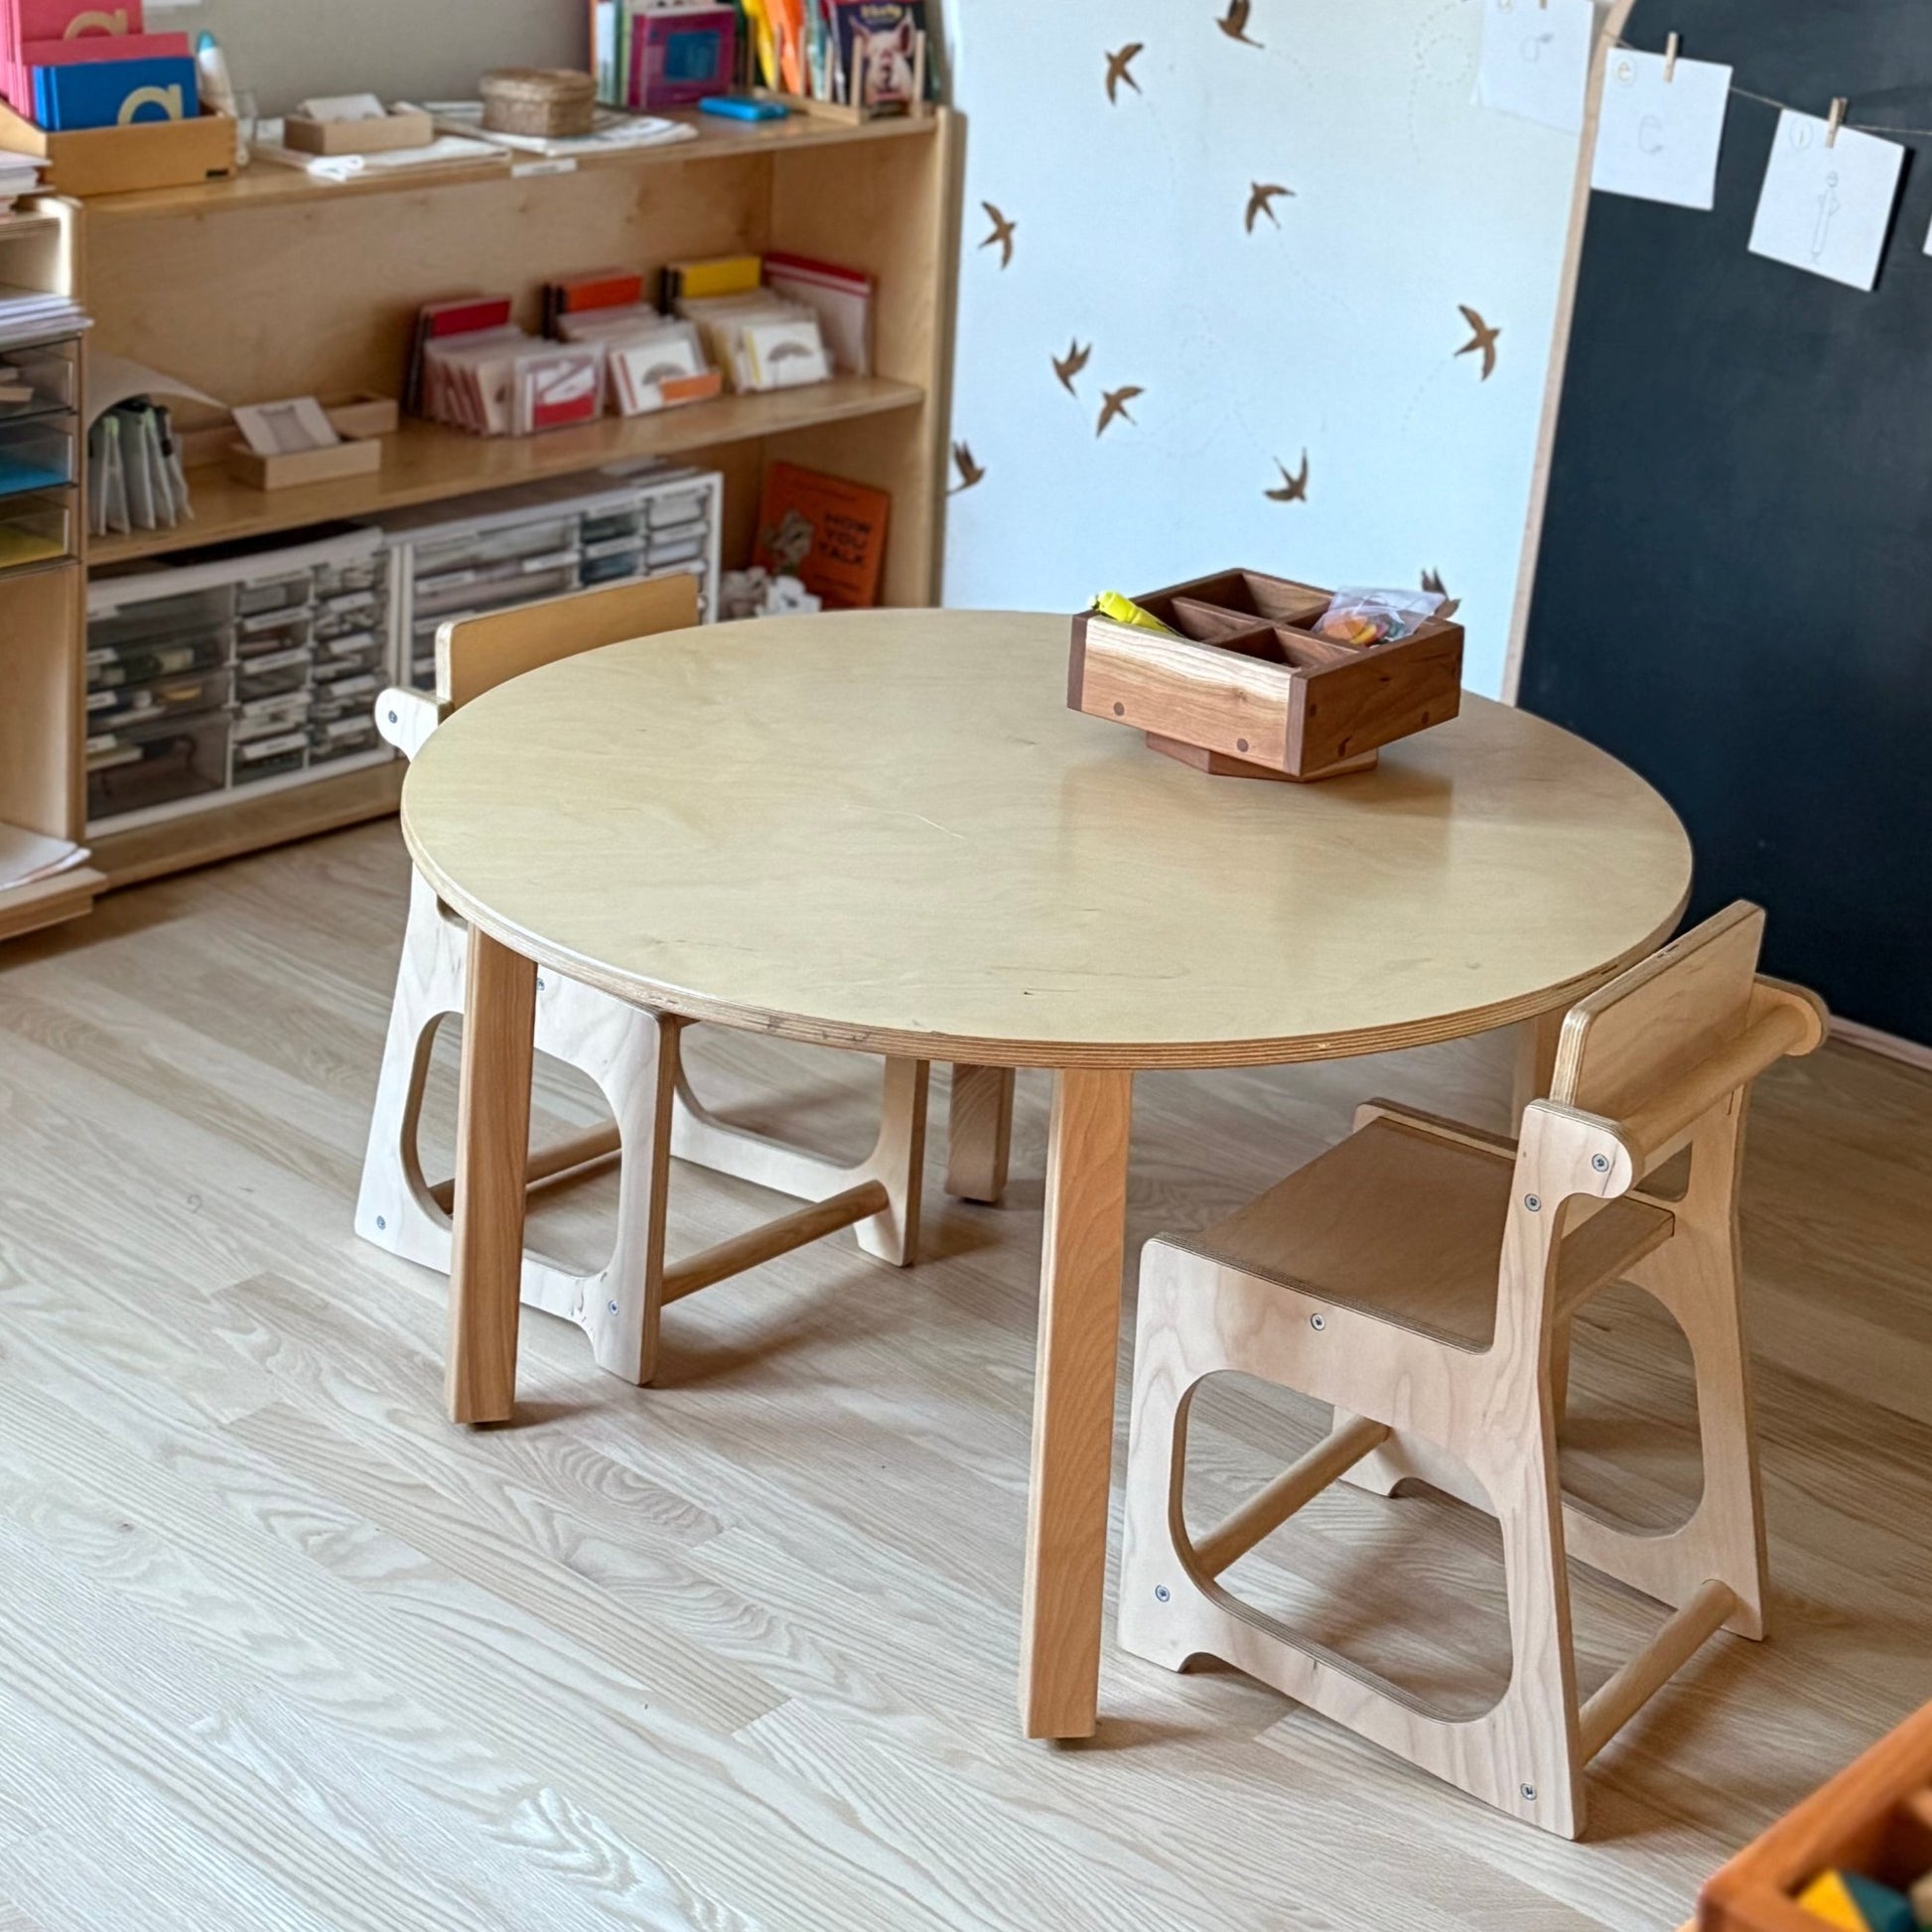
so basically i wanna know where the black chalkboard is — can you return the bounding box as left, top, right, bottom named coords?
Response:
left=1518, top=0, right=1932, bottom=1046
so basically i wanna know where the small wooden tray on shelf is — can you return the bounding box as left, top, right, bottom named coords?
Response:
left=1067, top=567, right=1464, bottom=782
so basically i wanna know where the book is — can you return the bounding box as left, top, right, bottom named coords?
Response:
left=762, top=250, right=873, bottom=374
left=752, top=461, right=889, bottom=608
left=831, top=0, right=926, bottom=108
left=31, top=51, right=197, bottom=130
left=659, top=251, right=762, bottom=307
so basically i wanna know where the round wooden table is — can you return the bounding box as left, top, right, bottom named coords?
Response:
left=403, top=607, right=1693, bottom=1740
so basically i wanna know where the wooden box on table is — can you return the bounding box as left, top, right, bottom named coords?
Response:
left=1067, top=568, right=1463, bottom=781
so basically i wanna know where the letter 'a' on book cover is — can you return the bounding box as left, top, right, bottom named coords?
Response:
left=753, top=461, right=890, bottom=609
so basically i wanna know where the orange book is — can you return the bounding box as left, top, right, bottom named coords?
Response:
left=753, top=462, right=890, bottom=609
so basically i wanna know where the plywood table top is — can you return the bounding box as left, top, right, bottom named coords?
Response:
left=402, top=609, right=1692, bottom=1070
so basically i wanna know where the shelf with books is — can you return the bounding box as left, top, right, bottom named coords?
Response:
left=1, top=101, right=961, bottom=939
left=89, top=373, right=925, bottom=568
left=78, top=107, right=938, bottom=221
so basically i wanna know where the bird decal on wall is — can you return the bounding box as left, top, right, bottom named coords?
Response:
left=949, top=442, right=986, bottom=492
left=1105, top=44, right=1144, bottom=102
left=1265, top=451, right=1310, bottom=502
left=1421, top=568, right=1448, bottom=597
left=1245, top=182, right=1293, bottom=231
left=980, top=203, right=1017, bottom=269
left=1217, top=0, right=1263, bottom=47
left=1052, top=339, right=1092, bottom=395
left=1455, top=305, right=1501, bottom=380
left=1096, top=384, right=1144, bottom=435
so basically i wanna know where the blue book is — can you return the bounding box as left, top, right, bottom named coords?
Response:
left=32, top=55, right=198, bottom=132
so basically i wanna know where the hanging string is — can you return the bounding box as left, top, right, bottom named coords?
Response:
left=1612, top=38, right=1932, bottom=142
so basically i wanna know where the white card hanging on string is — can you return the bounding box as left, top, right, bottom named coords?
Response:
left=1474, top=0, right=1594, bottom=135
left=1590, top=44, right=1732, bottom=209
left=1748, top=106, right=1902, bottom=291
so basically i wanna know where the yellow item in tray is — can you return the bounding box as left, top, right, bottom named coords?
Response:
left=1091, top=590, right=1174, bottom=633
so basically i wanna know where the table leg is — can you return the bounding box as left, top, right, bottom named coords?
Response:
left=1021, top=1065, right=1134, bottom=1739
left=1512, top=1006, right=1566, bottom=1121
left=446, top=925, right=537, bottom=1425
left=946, top=1062, right=1015, bottom=1204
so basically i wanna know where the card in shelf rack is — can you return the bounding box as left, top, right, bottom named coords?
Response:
left=1067, top=569, right=1464, bottom=781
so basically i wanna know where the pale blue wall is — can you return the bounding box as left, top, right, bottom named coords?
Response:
left=940, top=0, right=1586, bottom=695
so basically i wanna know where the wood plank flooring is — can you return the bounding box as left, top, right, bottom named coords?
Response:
left=1, top=821, right=1929, bottom=1929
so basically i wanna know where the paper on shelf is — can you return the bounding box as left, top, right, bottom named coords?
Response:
left=0, top=825, right=89, bottom=894
left=421, top=100, right=697, bottom=157
left=87, top=350, right=225, bottom=427
left=250, top=121, right=507, bottom=182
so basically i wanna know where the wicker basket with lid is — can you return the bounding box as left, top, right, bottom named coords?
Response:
left=480, top=68, right=597, bottom=138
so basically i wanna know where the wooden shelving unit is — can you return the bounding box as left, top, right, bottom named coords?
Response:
left=13, top=104, right=961, bottom=925
left=0, top=199, right=101, bottom=943
left=90, top=375, right=924, bottom=569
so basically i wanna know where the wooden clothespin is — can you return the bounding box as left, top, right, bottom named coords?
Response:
left=1663, top=32, right=1681, bottom=80
left=1826, top=96, right=1849, bottom=145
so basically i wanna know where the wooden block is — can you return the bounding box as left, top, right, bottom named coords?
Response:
left=1841, top=1872, right=1915, bottom=1932
left=1143, top=732, right=1376, bottom=783
left=1794, top=1869, right=1911, bottom=1931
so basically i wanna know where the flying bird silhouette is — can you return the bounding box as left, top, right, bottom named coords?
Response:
left=1265, top=451, right=1310, bottom=503
left=979, top=203, right=1016, bottom=269
left=1105, top=43, right=1143, bottom=102
left=1096, top=384, right=1143, bottom=436
left=1421, top=568, right=1448, bottom=598
left=1052, top=339, right=1092, bottom=395
left=1245, top=182, right=1293, bottom=231
left=1455, top=305, right=1501, bottom=380
left=949, top=442, right=986, bottom=492
left=1217, top=0, right=1263, bottom=47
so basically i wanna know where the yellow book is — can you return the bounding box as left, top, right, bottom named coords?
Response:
left=664, top=254, right=763, bottom=302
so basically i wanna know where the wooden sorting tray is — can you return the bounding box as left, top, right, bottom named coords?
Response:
left=0, top=99, right=235, bottom=198
left=1067, top=568, right=1464, bottom=782
left=1693, top=1698, right=1932, bottom=1929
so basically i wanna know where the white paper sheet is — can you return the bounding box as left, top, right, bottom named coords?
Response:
left=1590, top=48, right=1732, bottom=209
left=0, top=825, right=89, bottom=893
left=1475, top=0, right=1594, bottom=135
left=1748, top=110, right=1904, bottom=292
left=87, top=350, right=224, bottom=426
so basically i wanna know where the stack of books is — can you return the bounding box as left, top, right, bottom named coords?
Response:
left=0, top=150, right=40, bottom=213
left=0, top=277, right=83, bottom=349
left=408, top=294, right=607, bottom=438
left=544, top=269, right=723, bottom=418
left=1, top=0, right=195, bottom=131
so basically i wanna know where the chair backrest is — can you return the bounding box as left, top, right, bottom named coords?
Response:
left=433, top=572, right=699, bottom=710
left=1552, top=901, right=1766, bottom=1126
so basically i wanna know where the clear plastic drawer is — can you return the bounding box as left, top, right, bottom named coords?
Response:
left=0, top=414, right=74, bottom=497
left=87, top=709, right=229, bottom=822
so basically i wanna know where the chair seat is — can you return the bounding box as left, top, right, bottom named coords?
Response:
left=1171, top=1116, right=1675, bottom=1348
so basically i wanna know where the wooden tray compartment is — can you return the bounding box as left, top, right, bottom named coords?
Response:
left=1693, top=1700, right=1932, bottom=1929
left=1068, top=567, right=1463, bottom=781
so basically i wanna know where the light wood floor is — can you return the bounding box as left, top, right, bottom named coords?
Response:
left=2, top=823, right=1929, bottom=1931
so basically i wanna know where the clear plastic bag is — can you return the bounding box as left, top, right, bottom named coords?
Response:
left=1313, top=586, right=1449, bottom=647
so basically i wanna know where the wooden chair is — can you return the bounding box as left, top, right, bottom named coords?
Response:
left=355, top=576, right=930, bottom=1384
left=1119, top=902, right=1827, bottom=1838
